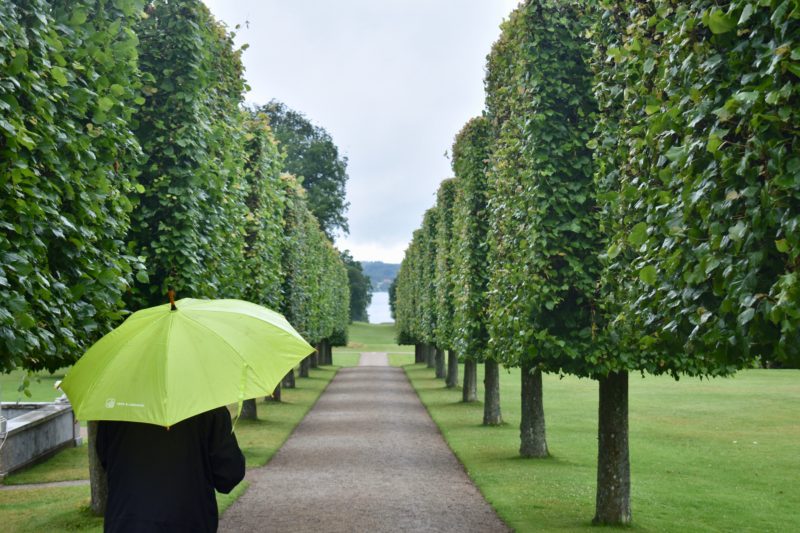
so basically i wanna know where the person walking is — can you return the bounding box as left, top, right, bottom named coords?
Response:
left=96, top=406, right=246, bottom=532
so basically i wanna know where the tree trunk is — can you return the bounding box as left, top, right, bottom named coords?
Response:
left=310, top=345, right=319, bottom=368
left=323, top=340, right=332, bottom=365
left=415, top=344, right=424, bottom=363
left=88, top=421, right=108, bottom=516
left=240, top=398, right=258, bottom=420
left=593, top=371, right=631, bottom=526
left=426, top=344, right=435, bottom=368
left=269, top=382, right=281, bottom=402
left=483, top=359, right=502, bottom=425
left=520, top=362, right=548, bottom=457
left=434, top=347, right=445, bottom=379
left=462, top=358, right=477, bottom=402
left=299, top=356, right=310, bottom=378
left=282, top=369, right=295, bottom=389
left=446, top=350, right=459, bottom=388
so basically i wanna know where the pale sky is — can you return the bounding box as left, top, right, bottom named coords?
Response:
left=203, top=0, right=518, bottom=263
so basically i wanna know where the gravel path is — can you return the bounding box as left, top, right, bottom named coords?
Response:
left=219, top=353, right=509, bottom=532
left=0, top=479, right=89, bottom=491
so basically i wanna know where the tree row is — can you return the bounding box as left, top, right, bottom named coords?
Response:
left=0, top=0, right=350, bottom=377
left=395, top=0, right=798, bottom=526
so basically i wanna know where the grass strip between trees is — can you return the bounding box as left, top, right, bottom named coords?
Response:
left=0, top=366, right=338, bottom=531
left=404, top=363, right=800, bottom=533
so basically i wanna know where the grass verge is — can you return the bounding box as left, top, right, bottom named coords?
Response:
left=0, top=366, right=337, bottom=530
left=405, top=363, right=800, bottom=532
left=333, top=321, right=413, bottom=361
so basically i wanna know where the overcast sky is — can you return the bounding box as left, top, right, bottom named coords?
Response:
left=203, top=0, right=518, bottom=263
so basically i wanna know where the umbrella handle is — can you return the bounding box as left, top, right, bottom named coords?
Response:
left=168, top=288, right=177, bottom=311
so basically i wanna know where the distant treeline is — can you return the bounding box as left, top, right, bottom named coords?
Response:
left=361, top=262, right=400, bottom=292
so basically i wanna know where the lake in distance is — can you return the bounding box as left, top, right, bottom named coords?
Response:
left=367, top=291, right=393, bottom=324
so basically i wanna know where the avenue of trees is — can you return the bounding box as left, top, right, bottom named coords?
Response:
left=0, top=0, right=351, bottom=380
left=1, top=0, right=352, bottom=514
left=395, top=0, right=799, bottom=526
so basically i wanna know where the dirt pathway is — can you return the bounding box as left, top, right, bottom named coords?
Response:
left=219, top=353, right=508, bottom=532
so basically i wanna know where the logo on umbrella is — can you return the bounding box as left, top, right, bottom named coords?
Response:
left=105, top=398, right=116, bottom=409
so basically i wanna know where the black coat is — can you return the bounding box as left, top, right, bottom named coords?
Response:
left=96, top=407, right=246, bottom=533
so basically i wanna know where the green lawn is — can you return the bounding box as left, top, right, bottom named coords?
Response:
left=1, top=369, right=66, bottom=403
left=332, top=321, right=414, bottom=361
left=405, top=362, right=800, bottom=532
left=0, top=366, right=337, bottom=531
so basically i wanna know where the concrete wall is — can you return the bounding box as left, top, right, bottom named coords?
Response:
left=0, top=402, right=81, bottom=479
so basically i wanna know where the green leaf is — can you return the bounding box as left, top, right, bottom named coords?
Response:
left=70, top=9, right=89, bottom=25
left=110, top=84, right=125, bottom=97
left=645, top=104, right=661, bottom=115
left=738, top=4, right=754, bottom=25
left=707, top=9, right=736, bottom=34
left=607, top=242, right=622, bottom=259
left=628, top=222, right=649, bottom=247
left=135, top=270, right=149, bottom=284
left=728, top=221, right=747, bottom=242
left=738, top=307, right=755, bottom=326
left=51, top=67, right=69, bottom=87
left=665, top=145, right=686, bottom=162
left=775, top=239, right=789, bottom=253
left=707, top=133, right=723, bottom=154
left=98, top=97, right=115, bottom=112
left=639, top=265, right=658, bottom=285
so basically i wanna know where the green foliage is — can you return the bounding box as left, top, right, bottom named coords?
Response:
left=484, top=0, right=601, bottom=373
left=279, top=176, right=349, bottom=344
left=434, top=179, right=458, bottom=350
left=419, top=208, right=440, bottom=345
left=592, top=0, right=800, bottom=372
left=451, top=117, right=492, bottom=362
left=0, top=0, right=145, bottom=372
left=261, top=100, right=350, bottom=239
left=341, top=250, right=372, bottom=323
left=240, top=109, right=286, bottom=310
left=127, top=0, right=248, bottom=307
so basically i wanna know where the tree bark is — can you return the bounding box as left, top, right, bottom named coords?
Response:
left=269, top=382, right=281, bottom=402
left=88, top=421, right=108, bottom=516
left=593, top=371, right=631, bottom=526
left=520, top=362, right=548, bottom=457
left=462, top=359, right=478, bottom=402
left=425, top=343, right=435, bottom=368
left=240, top=398, right=258, bottom=420
left=310, top=346, right=319, bottom=368
left=434, top=347, right=445, bottom=379
left=483, top=359, right=502, bottom=425
left=299, top=356, right=310, bottom=378
left=324, top=340, right=332, bottom=365
left=446, top=350, right=459, bottom=388
left=282, top=369, right=295, bottom=389
left=415, top=344, right=424, bottom=364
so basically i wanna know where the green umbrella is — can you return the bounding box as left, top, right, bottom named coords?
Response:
left=60, top=298, right=313, bottom=427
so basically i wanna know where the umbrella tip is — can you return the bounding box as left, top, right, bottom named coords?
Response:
left=168, top=287, right=177, bottom=311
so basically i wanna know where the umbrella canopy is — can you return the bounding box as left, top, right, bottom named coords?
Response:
left=60, top=298, right=313, bottom=427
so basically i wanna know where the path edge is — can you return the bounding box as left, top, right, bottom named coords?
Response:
left=221, top=365, right=342, bottom=515
left=398, top=363, right=512, bottom=532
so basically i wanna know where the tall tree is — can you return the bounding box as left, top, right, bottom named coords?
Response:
left=590, top=0, right=800, bottom=521
left=0, top=0, right=145, bottom=373
left=128, top=0, right=248, bottom=307
left=485, top=0, right=601, bottom=459
left=341, top=250, right=372, bottom=322
left=261, top=100, right=350, bottom=239
left=451, top=116, right=492, bottom=403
